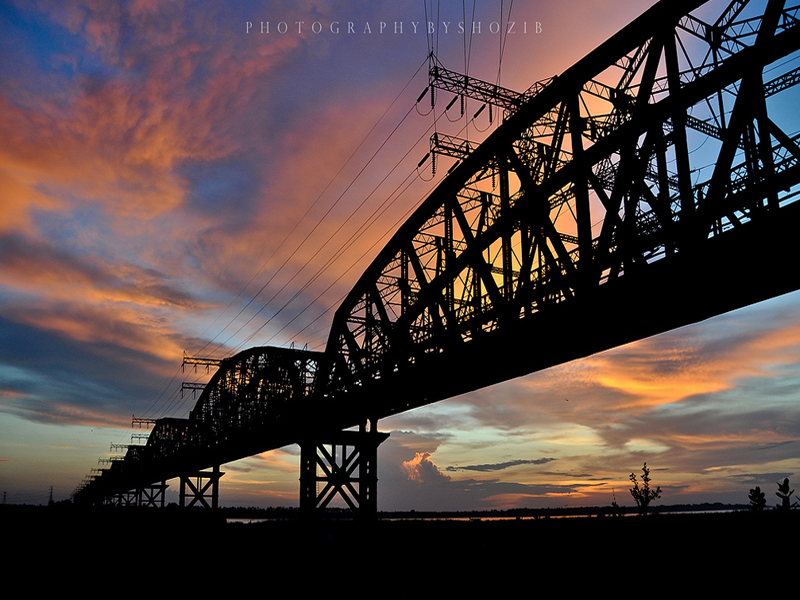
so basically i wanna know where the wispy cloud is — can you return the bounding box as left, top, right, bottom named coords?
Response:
left=446, top=458, right=556, bottom=472
left=0, top=234, right=199, bottom=309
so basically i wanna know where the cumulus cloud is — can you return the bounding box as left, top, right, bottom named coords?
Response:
left=401, top=451, right=452, bottom=484
left=379, top=437, right=587, bottom=510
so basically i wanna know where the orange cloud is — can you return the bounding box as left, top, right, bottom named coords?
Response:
left=0, top=2, right=313, bottom=237
left=585, top=317, right=800, bottom=410
left=0, top=169, right=62, bottom=235
left=9, top=301, right=185, bottom=363
left=245, top=449, right=301, bottom=475
left=0, top=2, right=330, bottom=366
left=0, top=235, right=199, bottom=309
left=401, top=451, right=452, bottom=483
left=1, top=395, right=133, bottom=429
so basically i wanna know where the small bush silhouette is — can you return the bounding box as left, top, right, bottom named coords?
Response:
left=747, top=486, right=766, bottom=511
left=630, top=462, right=661, bottom=516
left=776, top=478, right=797, bottom=512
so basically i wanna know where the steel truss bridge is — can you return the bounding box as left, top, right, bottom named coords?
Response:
left=73, top=0, right=800, bottom=515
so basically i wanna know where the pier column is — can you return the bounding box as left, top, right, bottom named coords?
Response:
left=299, top=425, right=389, bottom=519
left=179, top=465, right=224, bottom=509
left=140, top=480, right=168, bottom=508
left=111, top=489, right=140, bottom=507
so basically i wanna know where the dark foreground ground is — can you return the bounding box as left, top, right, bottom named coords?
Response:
left=1, top=504, right=794, bottom=581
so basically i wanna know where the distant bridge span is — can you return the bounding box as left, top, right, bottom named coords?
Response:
left=74, top=0, right=800, bottom=513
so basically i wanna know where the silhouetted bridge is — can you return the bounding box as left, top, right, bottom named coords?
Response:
left=73, top=0, right=800, bottom=515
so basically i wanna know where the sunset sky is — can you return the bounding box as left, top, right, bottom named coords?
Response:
left=2, top=0, right=799, bottom=512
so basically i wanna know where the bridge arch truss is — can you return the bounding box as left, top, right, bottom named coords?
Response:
left=319, top=0, right=800, bottom=421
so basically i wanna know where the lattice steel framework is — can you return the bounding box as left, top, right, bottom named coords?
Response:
left=75, top=0, right=800, bottom=510
left=74, top=347, right=323, bottom=505
left=317, top=0, right=800, bottom=424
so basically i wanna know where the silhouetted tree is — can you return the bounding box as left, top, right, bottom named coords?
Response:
left=776, top=478, right=797, bottom=512
left=748, top=486, right=766, bottom=511
left=630, top=462, right=661, bottom=516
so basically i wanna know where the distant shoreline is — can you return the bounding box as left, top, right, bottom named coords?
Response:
left=221, top=501, right=749, bottom=520
left=1, top=500, right=748, bottom=519
left=3, top=502, right=796, bottom=573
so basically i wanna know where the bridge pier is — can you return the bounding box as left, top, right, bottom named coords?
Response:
left=299, top=425, right=389, bottom=519
left=179, top=465, right=224, bottom=509
left=102, top=481, right=167, bottom=508
left=110, top=489, right=140, bottom=507
left=140, top=480, right=168, bottom=508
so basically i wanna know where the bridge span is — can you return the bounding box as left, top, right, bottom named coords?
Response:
left=73, top=0, right=800, bottom=515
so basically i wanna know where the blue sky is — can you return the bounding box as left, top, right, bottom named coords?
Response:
left=1, top=0, right=799, bottom=511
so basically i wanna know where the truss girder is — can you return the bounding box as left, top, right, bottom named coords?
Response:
left=74, top=0, right=800, bottom=507
left=319, top=0, right=800, bottom=420
left=74, top=346, right=323, bottom=505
